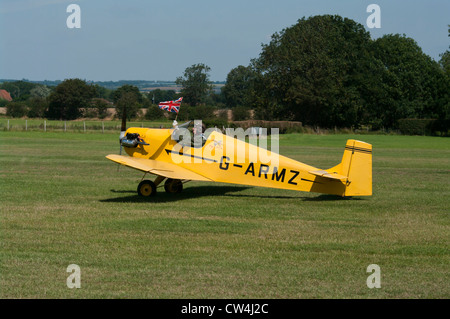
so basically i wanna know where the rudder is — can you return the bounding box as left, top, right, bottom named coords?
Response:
left=329, top=139, right=372, bottom=196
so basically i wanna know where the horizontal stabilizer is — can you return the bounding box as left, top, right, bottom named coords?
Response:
left=309, top=170, right=348, bottom=182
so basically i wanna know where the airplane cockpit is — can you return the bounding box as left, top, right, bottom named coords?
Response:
left=172, top=120, right=210, bottom=148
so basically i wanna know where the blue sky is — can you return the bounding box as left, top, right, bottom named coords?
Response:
left=0, top=0, right=449, bottom=81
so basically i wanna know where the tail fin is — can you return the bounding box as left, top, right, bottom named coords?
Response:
left=328, top=139, right=372, bottom=196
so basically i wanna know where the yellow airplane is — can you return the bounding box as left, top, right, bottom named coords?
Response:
left=106, top=119, right=372, bottom=198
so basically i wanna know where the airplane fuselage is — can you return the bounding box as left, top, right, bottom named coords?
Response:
left=119, top=127, right=361, bottom=196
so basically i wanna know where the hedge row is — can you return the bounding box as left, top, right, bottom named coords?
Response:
left=398, top=119, right=450, bottom=136
left=232, top=120, right=303, bottom=134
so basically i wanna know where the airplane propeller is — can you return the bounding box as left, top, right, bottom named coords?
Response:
left=119, top=104, right=127, bottom=155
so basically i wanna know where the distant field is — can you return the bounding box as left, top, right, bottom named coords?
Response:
left=0, top=131, right=448, bottom=298
left=142, top=86, right=182, bottom=92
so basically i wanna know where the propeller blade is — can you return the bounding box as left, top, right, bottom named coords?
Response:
left=119, top=104, right=127, bottom=155
left=121, top=105, right=127, bottom=132
left=178, top=120, right=192, bottom=129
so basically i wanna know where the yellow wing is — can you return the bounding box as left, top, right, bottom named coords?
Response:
left=106, top=154, right=212, bottom=181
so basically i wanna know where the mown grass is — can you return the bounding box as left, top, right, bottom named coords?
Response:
left=0, top=131, right=448, bottom=298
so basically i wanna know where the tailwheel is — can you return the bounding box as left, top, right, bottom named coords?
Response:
left=137, top=180, right=156, bottom=197
left=164, top=179, right=183, bottom=193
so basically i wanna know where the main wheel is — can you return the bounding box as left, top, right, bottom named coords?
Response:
left=137, top=180, right=156, bottom=197
left=164, top=179, right=183, bottom=193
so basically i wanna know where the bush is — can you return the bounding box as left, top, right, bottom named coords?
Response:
left=83, top=108, right=99, bottom=118
left=398, top=118, right=450, bottom=136
left=428, top=119, right=450, bottom=136
left=202, top=119, right=230, bottom=130
left=27, top=97, right=48, bottom=118
left=398, top=119, right=432, bottom=135
left=145, top=105, right=166, bottom=120
left=6, top=102, right=28, bottom=118
left=91, top=98, right=109, bottom=119
left=46, top=79, right=96, bottom=120
left=216, top=109, right=230, bottom=121
left=231, top=106, right=251, bottom=121
left=232, top=120, right=303, bottom=134
left=170, top=105, right=217, bottom=121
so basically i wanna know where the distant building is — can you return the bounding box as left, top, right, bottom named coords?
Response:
left=0, top=89, right=12, bottom=102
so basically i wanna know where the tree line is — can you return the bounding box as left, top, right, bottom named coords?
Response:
left=1, top=15, right=449, bottom=131
left=224, top=15, right=449, bottom=130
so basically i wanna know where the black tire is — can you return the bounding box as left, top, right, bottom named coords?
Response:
left=137, top=180, right=156, bottom=197
left=164, top=179, right=183, bottom=193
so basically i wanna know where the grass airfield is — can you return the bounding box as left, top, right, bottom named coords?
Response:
left=0, top=130, right=448, bottom=298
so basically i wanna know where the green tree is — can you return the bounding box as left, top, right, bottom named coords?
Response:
left=222, top=65, right=257, bottom=108
left=91, top=98, right=109, bottom=119
left=115, top=92, right=140, bottom=120
left=145, top=105, right=165, bottom=120
left=112, top=85, right=143, bottom=105
left=0, top=82, right=20, bottom=99
left=371, top=34, right=447, bottom=126
left=6, top=101, right=28, bottom=118
left=438, top=26, right=450, bottom=119
left=112, top=85, right=144, bottom=120
left=176, top=63, right=213, bottom=106
left=251, top=15, right=380, bottom=127
left=27, top=97, right=48, bottom=118
left=0, top=81, right=42, bottom=101
left=440, top=51, right=450, bottom=76
left=148, top=89, right=177, bottom=105
left=30, top=85, right=51, bottom=98
left=46, top=79, right=97, bottom=120
left=93, top=84, right=113, bottom=100
left=206, top=91, right=226, bottom=108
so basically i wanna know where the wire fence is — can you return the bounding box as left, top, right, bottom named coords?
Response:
left=0, top=119, right=406, bottom=136
left=0, top=119, right=168, bottom=133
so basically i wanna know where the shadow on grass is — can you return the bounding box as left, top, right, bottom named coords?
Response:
left=109, top=189, right=136, bottom=194
left=101, top=185, right=364, bottom=203
left=301, top=194, right=364, bottom=201
left=224, top=193, right=363, bottom=201
left=101, top=185, right=251, bottom=203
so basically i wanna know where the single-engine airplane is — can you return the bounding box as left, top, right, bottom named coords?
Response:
left=106, top=114, right=372, bottom=198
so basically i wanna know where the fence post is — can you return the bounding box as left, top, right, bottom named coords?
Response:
left=7, top=120, right=9, bottom=130
left=44, top=120, right=46, bottom=132
left=64, top=121, right=66, bottom=132
left=102, top=121, right=104, bottom=133
left=84, top=121, right=86, bottom=133
left=26, top=120, right=27, bottom=131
